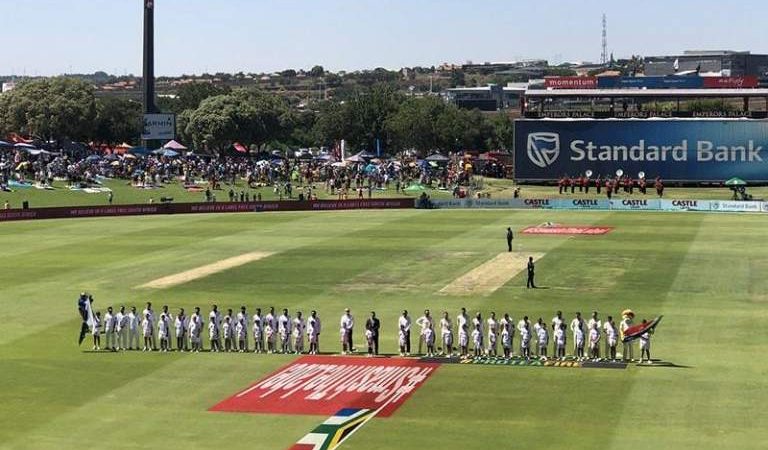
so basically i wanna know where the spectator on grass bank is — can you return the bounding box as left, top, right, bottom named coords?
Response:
left=3, top=200, right=8, bottom=209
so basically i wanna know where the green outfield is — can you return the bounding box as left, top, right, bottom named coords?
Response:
left=1, top=209, right=766, bottom=450
left=1, top=176, right=765, bottom=208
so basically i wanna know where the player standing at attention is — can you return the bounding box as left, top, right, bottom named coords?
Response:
left=127, top=306, right=140, bottom=351
left=175, top=308, right=187, bottom=352
left=459, top=322, right=469, bottom=357
left=115, top=306, right=127, bottom=351
left=92, top=311, right=102, bottom=350
left=620, top=310, right=635, bottom=362
left=589, top=323, right=601, bottom=360
left=398, top=310, right=412, bottom=356
left=236, top=313, right=247, bottom=353
left=570, top=312, right=584, bottom=355
left=440, top=311, right=453, bottom=356
left=500, top=313, right=514, bottom=354
left=278, top=309, right=292, bottom=354
left=506, top=227, right=514, bottom=252
left=487, top=312, right=499, bottom=356
left=520, top=321, right=531, bottom=359
left=537, top=320, right=549, bottom=357
left=587, top=311, right=602, bottom=357
left=517, top=315, right=530, bottom=342
left=141, top=312, right=152, bottom=351
left=143, top=302, right=156, bottom=350
left=501, top=322, right=512, bottom=358
left=574, top=323, right=585, bottom=359
left=209, top=307, right=221, bottom=353
left=340, top=308, right=354, bottom=354
left=551, top=311, right=564, bottom=356
left=307, top=310, right=321, bottom=355
left=457, top=308, right=468, bottom=341
left=223, top=309, right=235, bottom=352
left=555, top=324, right=567, bottom=359
left=293, top=311, right=305, bottom=354
left=252, top=308, right=263, bottom=353
left=158, top=312, right=170, bottom=352
left=189, top=307, right=203, bottom=352
left=424, top=324, right=436, bottom=357
left=265, top=320, right=275, bottom=354
left=639, top=319, right=653, bottom=364
left=264, top=307, right=276, bottom=342
left=104, top=306, right=116, bottom=352
left=159, top=306, right=172, bottom=350
left=237, top=306, right=249, bottom=352
left=415, top=310, right=433, bottom=355
left=473, top=312, right=484, bottom=337
left=472, top=323, right=483, bottom=357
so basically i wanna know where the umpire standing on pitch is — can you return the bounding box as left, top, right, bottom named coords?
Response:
left=365, top=311, right=381, bottom=355
left=526, top=257, right=537, bottom=289
left=506, top=227, right=514, bottom=252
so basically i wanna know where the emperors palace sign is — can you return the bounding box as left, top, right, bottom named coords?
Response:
left=514, top=119, right=768, bottom=182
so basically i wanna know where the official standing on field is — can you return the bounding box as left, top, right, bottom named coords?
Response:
left=506, top=227, right=514, bottom=252
left=526, top=257, right=536, bottom=288
left=365, top=312, right=380, bottom=355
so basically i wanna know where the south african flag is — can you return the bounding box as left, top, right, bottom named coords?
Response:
left=290, top=408, right=375, bottom=450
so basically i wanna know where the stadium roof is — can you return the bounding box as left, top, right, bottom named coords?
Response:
left=524, top=88, right=768, bottom=98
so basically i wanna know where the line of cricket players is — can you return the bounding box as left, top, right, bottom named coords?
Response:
left=87, top=301, right=651, bottom=362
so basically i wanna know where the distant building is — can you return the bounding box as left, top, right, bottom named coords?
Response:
left=644, top=50, right=768, bottom=77
left=1, top=81, right=16, bottom=93
left=462, top=60, right=548, bottom=75
left=444, top=83, right=527, bottom=111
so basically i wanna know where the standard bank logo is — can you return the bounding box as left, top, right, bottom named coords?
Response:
left=527, top=133, right=560, bottom=168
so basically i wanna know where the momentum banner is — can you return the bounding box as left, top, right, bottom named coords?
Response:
left=515, top=119, right=768, bottom=181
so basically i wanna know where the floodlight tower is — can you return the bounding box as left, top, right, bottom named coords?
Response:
left=143, top=0, right=157, bottom=114
left=601, top=13, right=608, bottom=66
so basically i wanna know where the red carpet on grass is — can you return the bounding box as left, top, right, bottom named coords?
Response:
left=210, top=355, right=439, bottom=417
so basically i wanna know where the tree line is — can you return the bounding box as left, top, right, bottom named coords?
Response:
left=0, top=77, right=515, bottom=154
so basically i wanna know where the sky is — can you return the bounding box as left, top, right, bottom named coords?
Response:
left=1, top=0, right=767, bottom=76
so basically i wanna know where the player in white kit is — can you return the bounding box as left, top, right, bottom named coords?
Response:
left=486, top=312, right=498, bottom=357
left=537, top=321, right=549, bottom=357
left=520, top=322, right=531, bottom=359
left=472, top=323, right=483, bottom=357
left=141, top=313, right=152, bottom=351
left=293, top=311, right=305, bottom=354
left=555, top=323, right=566, bottom=359
left=570, top=312, right=585, bottom=356
left=639, top=319, right=652, bottom=364
left=115, top=306, right=128, bottom=351
left=237, top=306, right=249, bottom=352
left=189, top=307, right=203, bottom=352
left=142, top=302, right=156, bottom=350
left=574, top=323, right=585, bottom=359
left=589, top=323, right=601, bottom=360
left=587, top=311, right=602, bottom=358
left=500, top=313, right=514, bottom=354
left=104, top=307, right=116, bottom=351
left=158, top=312, right=170, bottom=352
left=424, top=325, right=435, bottom=357
left=175, top=308, right=187, bottom=352
left=223, top=316, right=233, bottom=352
left=501, top=322, right=512, bottom=358
left=127, top=306, right=140, bottom=350
left=278, top=309, right=292, bottom=353
left=415, top=310, right=433, bottom=355
left=440, top=312, right=453, bottom=356
left=252, top=308, right=263, bottom=353
left=92, top=311, right=102, bottom=350
left=551, top=311, right=564, bottom=356
left=307, top=310, right=321, bottom=354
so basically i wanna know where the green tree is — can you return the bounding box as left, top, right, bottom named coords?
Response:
left=342, top=84, right=403, bottom=151
left=309, top=65, right=325, bottom=78
left=93, top=97, right=142, bottom=146
left=386, top=96, right=447, bottom=152
left=0, top=77, right=96, bottom=142
left=487, top=113, right=515, bottom=150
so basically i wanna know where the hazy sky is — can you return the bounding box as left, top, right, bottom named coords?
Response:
left=2, top=0, right=766, bottom=76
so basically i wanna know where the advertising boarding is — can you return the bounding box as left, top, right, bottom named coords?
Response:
left=515, top=119, right=768, bottom=181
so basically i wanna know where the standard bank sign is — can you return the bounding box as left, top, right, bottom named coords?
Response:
left=515, top=120, right=768, bottom=181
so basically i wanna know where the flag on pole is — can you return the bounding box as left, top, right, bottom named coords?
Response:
left=673, top=58, right=679, bottom=72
